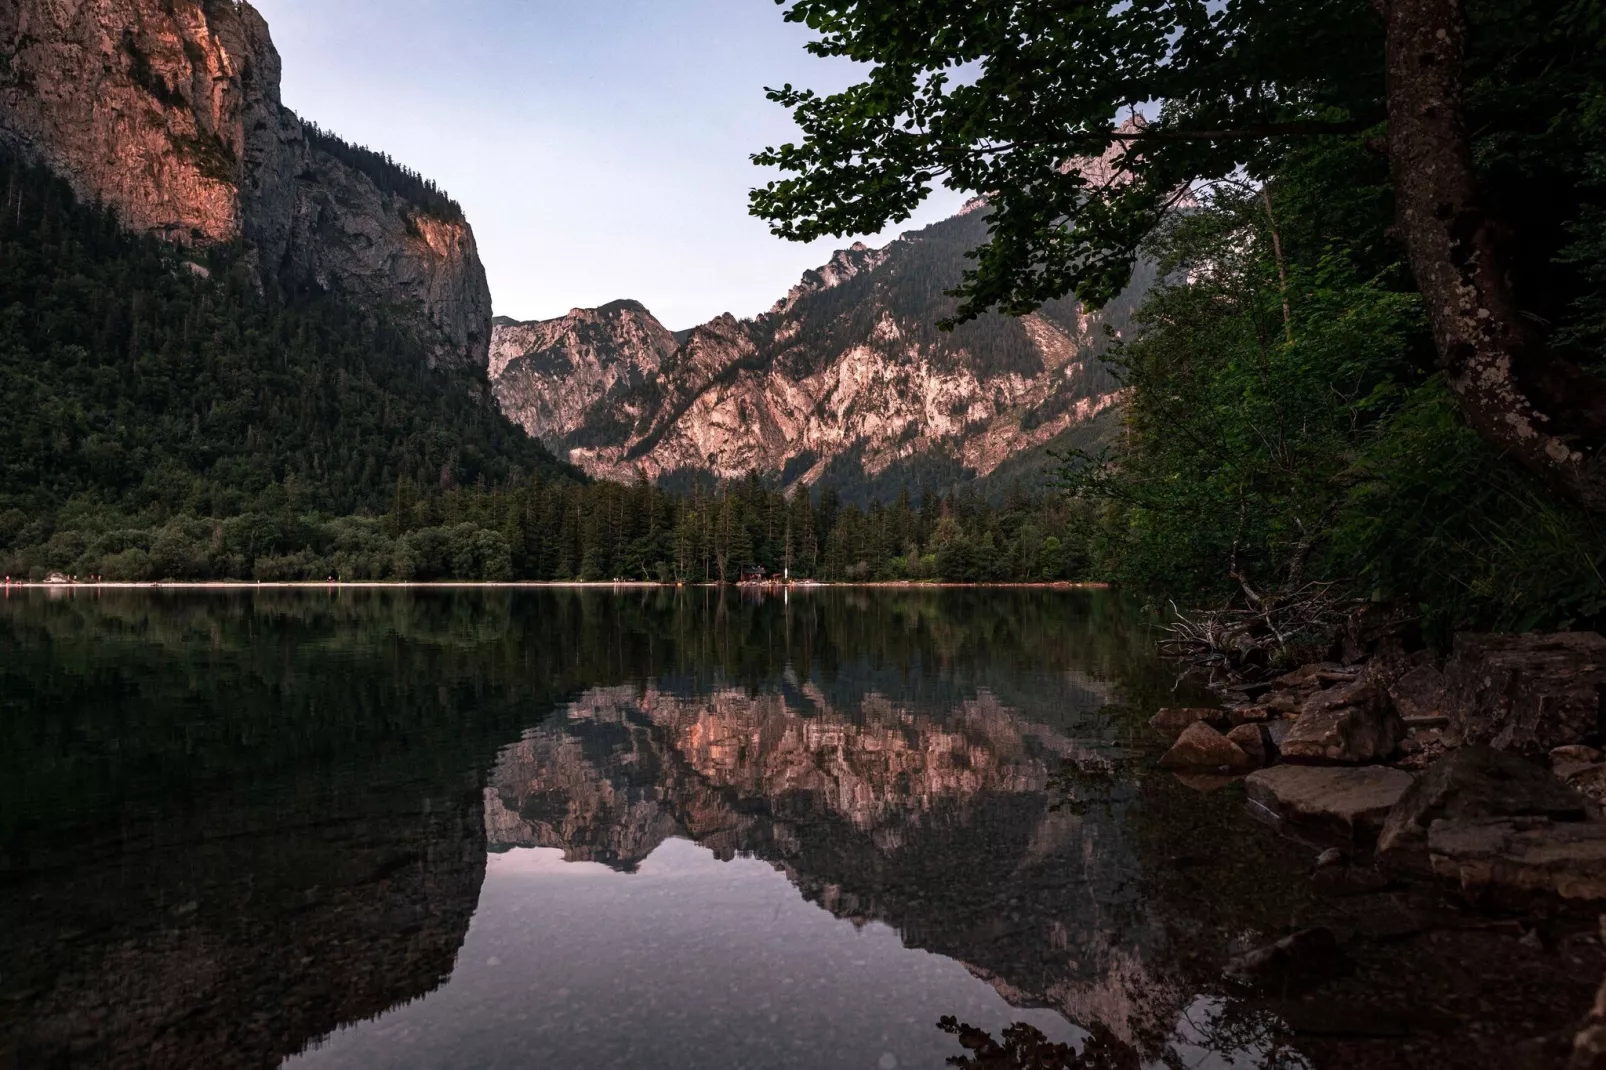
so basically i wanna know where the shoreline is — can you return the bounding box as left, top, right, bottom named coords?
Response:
left=2, top=580, right=1115, bottom=591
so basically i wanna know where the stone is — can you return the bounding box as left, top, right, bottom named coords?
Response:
left=1149, top=707, right=1226, bottom=737
left=1226, top=705, right=1274, bottom=726
left=1572, top=980, right=1606, bottom=1070
left=1275, top=663, right=1346, bottom=688
left=1568, top=766, right=1606, bottom=806
left=1223, top=927, right=1348, bottom=989
left=1265, top=719, right=1296, bottom=750
left=1280, top=679, right=1405, bottom=763
left=1159, top=722, right=1255, bottom=773
left=1444, top=631, right=1606, bottom=758
left=1311, top=864, right=1392, bottom=897
left=1555, top=746, right=1606, bottom=780
left=1428, top=817, right=1606, bottom=901
left=1314, top=848, right=1347, bottom=869
left=1245, top=765, right=1415, bottom=844
left=1265, top=690, right=1307, bottom=716
left=1226, top=723, right=1271, bottom=766
left=1388, top=664, right=1448, bottom=720
left=1377, top=746, right=1592, bottom=876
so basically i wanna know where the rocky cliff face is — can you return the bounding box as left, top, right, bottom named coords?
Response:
left=0, top=0, right=490, bottom=366
left=491, top=210, right=1141, bottom=498
left=490, top=300, right=679, bottom=449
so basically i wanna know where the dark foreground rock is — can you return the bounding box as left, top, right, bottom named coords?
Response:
left=1445, top=632, right=1606, bottom=758
left=1245, top=765, right=1415, bottom=844
left=1574, top=980, right=1606, bottom=1070
left=1281, top=679, right=1405, bottom=763
left=1377, top=746, right=1593, bottom=876
left=1428, top=818, right=1606, bottom=901
left=1159, top=721, right=1255, bottom=773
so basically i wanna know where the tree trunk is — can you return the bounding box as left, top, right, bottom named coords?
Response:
left=1383, top=0, right=1606, bottom=512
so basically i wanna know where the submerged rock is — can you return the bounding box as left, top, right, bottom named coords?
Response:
left=1445, top=632, right=1606, bottom=758
left=1149, top=708, right=1225, bottom=737
left=1378, top=746, right=1592, bottom=876
left=1281, top=679, right=1405, bottom=763
left=1224, top=927, right=1348, bottom=990
left=1245, top=764, right=1415, bottom=844
left=1428, top=818, right=1606, bottom=901
left=1159, top=721, right=1254, bottom=773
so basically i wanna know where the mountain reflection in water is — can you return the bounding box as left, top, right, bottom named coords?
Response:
left=4, top=588, right=1569, bottom=1070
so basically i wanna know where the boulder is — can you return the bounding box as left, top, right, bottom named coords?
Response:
left=1428, top=817, right=1606, bottom=901
left=1567, top=765, right=1606, bottom=806
left=1388, top=664, right=1448, bottom=720
left=1280, top=679, right=1405, bottom=763
left=1554, top=745, right=1606, bottom=780
left=1245, top=764, right=1415, bottom=844
left=1159, top=721, right=1255, bottom=773
left=1149, top=708, right=1225, bottom=737
left=1377, top=746, right=1592, bottom=875
left=1226, top=723, right=1272, bottom=766
left=1572, top=980, right=1606, bottom=1070
left=1444, top=632, right=1606, bottom=758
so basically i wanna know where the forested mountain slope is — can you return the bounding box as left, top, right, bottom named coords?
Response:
left=0, top=150, right=573, bottom=579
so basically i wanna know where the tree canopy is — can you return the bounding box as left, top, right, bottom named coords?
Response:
left=751, top=0, right=1606, bottom=512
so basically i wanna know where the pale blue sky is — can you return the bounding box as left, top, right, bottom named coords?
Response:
left=251, top=0, right=970, bottom=330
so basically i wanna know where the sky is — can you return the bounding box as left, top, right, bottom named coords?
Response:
left=251, top=0, right=972, bottom=331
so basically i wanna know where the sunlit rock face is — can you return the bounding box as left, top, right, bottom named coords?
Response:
left=490, top=212, right=1144, bottom=498
left=490, top=300, right=681, bottom=450
left=484, top=681, right=1189, bottom=1051
left=0, top=0, right=491, bottom=366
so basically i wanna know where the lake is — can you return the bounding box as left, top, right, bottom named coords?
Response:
left=1, top=588, right=1596, bottom=1069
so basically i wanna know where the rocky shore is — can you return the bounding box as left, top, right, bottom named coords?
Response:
left=1150, top=618, right=1606, bottom=1066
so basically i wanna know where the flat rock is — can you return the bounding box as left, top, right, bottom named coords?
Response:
left=1245, top=764, right=1415, bottom=844
left=1378, top=746, right=1592, bottom=876
left=1150, top=707, right=1225, bottom=737
left=1428, top=817, right=1606, bottom=901
left=1444, top=631, right=1606, bottom=758
left=1281, top=679, right=1405, bottom=763
left=1160, top=721, right=1254, bottom=773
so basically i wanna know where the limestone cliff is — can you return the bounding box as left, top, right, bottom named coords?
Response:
left=490, top=209, right=1140, bottom=497
left=0, top=0, right=491, bottom=366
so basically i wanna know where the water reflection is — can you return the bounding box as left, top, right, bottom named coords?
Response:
left=1, top=588, right=1584, bottom=1070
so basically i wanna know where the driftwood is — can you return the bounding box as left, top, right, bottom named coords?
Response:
left=1160, top=580, right=1353, bottom=685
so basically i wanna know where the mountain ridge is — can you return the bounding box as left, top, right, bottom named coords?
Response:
left=491, top=208, right=1142, bottom=501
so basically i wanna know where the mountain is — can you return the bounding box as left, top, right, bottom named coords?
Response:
left=0, top=0, right=490, bottom=367
left=0, top=0, right=574, bottom=551
left=491, top=204, right=1144, bottom=502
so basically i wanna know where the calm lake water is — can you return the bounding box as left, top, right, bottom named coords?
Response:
left=1, top=588, right=1597, bottom=1069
